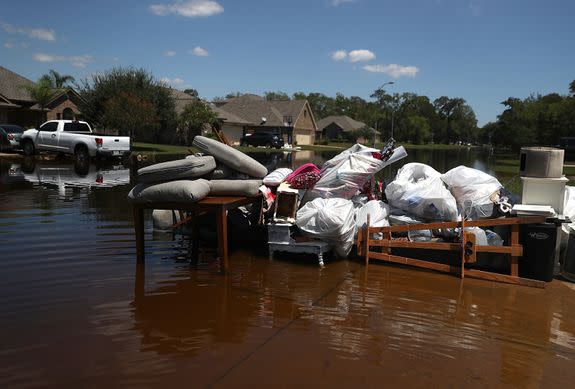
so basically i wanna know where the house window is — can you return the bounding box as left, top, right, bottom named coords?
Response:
left=63, top=107, right=74, bottom=120
left=283, top=115, right=293, bottom=126
left=57, top=113, right=61, bottom=119
left=304, top=110, right=307, bottom=118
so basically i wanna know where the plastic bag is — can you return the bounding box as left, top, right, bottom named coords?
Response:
left=296, top=198, right=356, bottom=257
left=563, top=186, right=575, bottom=235
left=355, top=200, right=390, bottom=240
left=313, top=143, right=407, bottom=199
left=441, top=166, right=502, bottom=219
left=385, top=163, right=458, bottom=221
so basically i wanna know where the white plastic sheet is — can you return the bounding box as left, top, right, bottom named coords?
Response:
left=296, top=198, right=356, bottom=257
left=385, top=163, right=458, bottom=221
left=313, top=143, right=407, bottom=199
left=441, top=166, right=502, bottom=219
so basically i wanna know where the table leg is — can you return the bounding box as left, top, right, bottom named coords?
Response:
left=133, top=207, right=145, bottom=263
left=217, top=207, right=228, bottom=272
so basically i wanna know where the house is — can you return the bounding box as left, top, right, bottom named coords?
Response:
left=213, top=94, right=317, bottom=146
left=0, top=66, right=82, bottom=127
left=316, top=115, right=379, bottom=144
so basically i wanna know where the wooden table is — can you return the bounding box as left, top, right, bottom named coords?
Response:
left=133, top=195, right=262, bottom=272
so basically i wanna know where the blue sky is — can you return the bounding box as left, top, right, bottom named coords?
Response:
left=2, top=0, right=574, bottom=126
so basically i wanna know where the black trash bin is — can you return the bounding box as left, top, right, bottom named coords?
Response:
left=519, top=223, right=560, bottom=282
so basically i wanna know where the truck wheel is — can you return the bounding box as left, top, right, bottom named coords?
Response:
left=22, top=140, right=35, bottom=156
left=74, top=146, right=90, bottom=165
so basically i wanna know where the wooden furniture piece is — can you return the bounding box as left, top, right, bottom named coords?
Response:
left=356, top=216, right=548, bottom=288
left=133, top=195, right=262, bottom=272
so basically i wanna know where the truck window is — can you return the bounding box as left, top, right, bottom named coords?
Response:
left=64, top=122, right=91, bottom=132
left=39, top=122, right=58, bottom=132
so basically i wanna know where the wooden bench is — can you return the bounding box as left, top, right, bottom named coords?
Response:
left=133, top=195, right=262, bottom=272
left=356, top=216, right=548, bottom=288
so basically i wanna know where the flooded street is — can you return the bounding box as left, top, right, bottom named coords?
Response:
left=1, top=150, right=575, bottom=388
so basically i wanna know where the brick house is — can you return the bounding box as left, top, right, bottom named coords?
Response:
left=316, top=115, right=379, bottom=144
left=0, top=66, right=82, bottom=128
left=212, top=94, right=317, bottom=146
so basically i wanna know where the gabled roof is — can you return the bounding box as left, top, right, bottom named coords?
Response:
left=210, top=104, right=250, bottom=125
left=214, top=94, right=310, bottom=128
left=0, top=66, right=36, bottom=102
left=316, top=115, right=373, bottom=133
left=169, top=88, right=197, bottom=114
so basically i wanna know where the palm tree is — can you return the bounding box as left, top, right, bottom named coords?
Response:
left=47, top=69, right=75, bottom=88
left=21, top=77, right=56, bottom=127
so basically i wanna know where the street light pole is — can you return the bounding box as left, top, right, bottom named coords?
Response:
left=378, top=81, right=395, bottom=141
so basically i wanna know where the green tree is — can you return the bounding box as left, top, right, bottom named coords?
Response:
left=46, top=69, right=75, bottom=88
left=21, top=77, right=55, bottom=126
left=264, top=91, right=290, bottom=101
left=102, top=91, right=159, bottom=138
left=77, top=67, right=176, bottom=141
left=183, top=88, right=199, bottom=98
left=177, top=100, right=218, bottom=146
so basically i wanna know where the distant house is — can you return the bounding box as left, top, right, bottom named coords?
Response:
left=212, top=94, right=317, bottom=146
left=0, top=66, right=82, bottom=127
left=316, top=115, right=378, bottom=144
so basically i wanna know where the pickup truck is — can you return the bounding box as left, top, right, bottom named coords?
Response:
left=20, top=120, right=131, bottom=162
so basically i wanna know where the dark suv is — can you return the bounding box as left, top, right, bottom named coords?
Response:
left=240, top=132, right=283, bottom=149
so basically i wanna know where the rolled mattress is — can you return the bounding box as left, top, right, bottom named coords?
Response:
left=138, top=156, right=216, bottom=183
left=128, top=179, right=211, bottom=204
left=192, top=136, right=268, bottom=178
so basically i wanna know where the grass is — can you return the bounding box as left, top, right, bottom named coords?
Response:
left=132, top=142, right=194, bottom=155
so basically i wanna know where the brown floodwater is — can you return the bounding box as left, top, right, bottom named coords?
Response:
left=1, top=152, right=575, bottom=388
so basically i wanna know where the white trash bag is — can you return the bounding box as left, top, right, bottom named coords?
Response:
left=441, top=166, right=502, bottom=219
left=314, top=143, right=407, bottom=199
left=355, top=200, right=390, bottom=240
left=385, top=163, right=458, bottom=221
left=296, top=198, right=356, bottom=257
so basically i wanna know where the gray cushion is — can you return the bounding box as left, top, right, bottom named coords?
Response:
left=138, top=156, right=216, bottom=183
left=128, top=179, right=211, bottom=204
left=192, top=136, right=268, bottom=178
left=209, top=179, right=262, bottom=197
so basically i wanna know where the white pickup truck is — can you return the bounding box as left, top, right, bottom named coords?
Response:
left=21, top=120, right=131, bottom=162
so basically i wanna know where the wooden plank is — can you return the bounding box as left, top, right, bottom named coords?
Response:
left=370, top=221, right=459, bottom=233
left=465, top=269, right=545, bottom=289
left=465, top=216, right=546, bottom=227
left=464, top=231, right=477, bottom=264
left=368, top=251, right=454, bottom=273
left=370, top=239, right=461, bottom=251
left=364, top=214, right=370, bottom=265
left=217, top=207, right=228, bottom=273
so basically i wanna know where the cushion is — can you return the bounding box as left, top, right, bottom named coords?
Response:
left=263, top=168, right=292, bottom=186
left=128, top=179, right=211, bottom=204
left=209, top=179, right=263, bottom=197
left=138, top=156, right=216, bottom=183
left=192, top=136, right=268, bottom=178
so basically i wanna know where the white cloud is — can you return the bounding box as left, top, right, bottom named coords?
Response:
left=331, top=50, right=347, bottom=61
left=150, top=0, right=224, bottom=17
left=331, top=0, right=355, bottom=6
left=160, top=77, right=185, bottom=87
left=4, top=41, right=14, bottom=48
left=1, top=23, right=56, bottom=41
left=348, top=49, right=375, bottom=63
left=191, top=46, right=209, bottom=56
left=164, top=50, right=176, bottom=57
left=362, top=63, right=420, bottom=78
left=33, top=53, right=94, bottom=68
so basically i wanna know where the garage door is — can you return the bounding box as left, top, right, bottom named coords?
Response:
left=295, top=134, right=312, bottom=145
